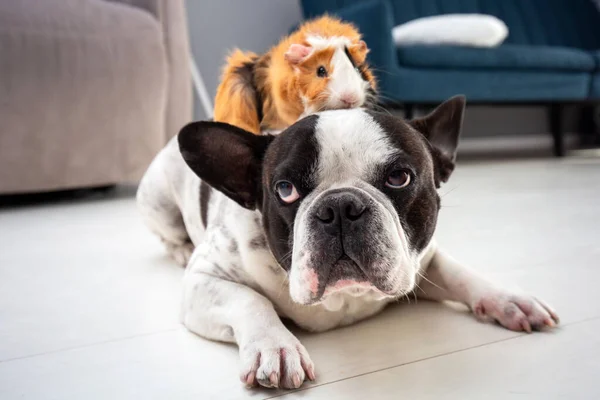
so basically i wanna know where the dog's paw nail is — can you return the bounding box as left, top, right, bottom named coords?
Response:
left=240, top=335, right=314, bottom=389
left=244, top=371, right=256, bottom=387
left=473, top=304, right=484, bottom=318
left=269, top=372, right=279, bottom=387
left=292, top=373, right=302, bottom=388
left=307, top=367, right=316, bottom=381
left=544, top=318, right=556, bottom=328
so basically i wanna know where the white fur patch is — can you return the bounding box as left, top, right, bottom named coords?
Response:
left=314, top=109, right=396, bottom=183
left=306, top=35, right=353, bottom=50
left=328, top=47, right=367, bottom=106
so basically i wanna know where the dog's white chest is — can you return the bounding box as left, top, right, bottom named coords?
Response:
left=286, top=294, right=390, bottom=332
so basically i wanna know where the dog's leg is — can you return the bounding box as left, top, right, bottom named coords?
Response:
left=137, top=154, right=194, bottom=267
left=416, top=249, right=559, bottom=332
left=182, top=263, right=315, bottom=389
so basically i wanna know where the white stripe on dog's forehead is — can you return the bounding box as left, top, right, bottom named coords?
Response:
left=314, top=109, right=395, bottom=183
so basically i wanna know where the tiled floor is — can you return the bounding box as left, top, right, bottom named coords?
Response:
left=1, top=157, right=599, bottom=399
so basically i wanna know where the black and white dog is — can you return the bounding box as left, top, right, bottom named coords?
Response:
left=137, top=96, right=559, bottom=389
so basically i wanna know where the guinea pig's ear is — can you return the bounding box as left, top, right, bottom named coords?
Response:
left=355, top=40, right=369, bottom=54
left=408, top=95, right=466, bottom=184
left=178, top=121, right=275, bottom=210
left=284, top=44, right=312, bottom=64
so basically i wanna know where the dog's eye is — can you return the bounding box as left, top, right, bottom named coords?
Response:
left=275, top=181, right=300, bottom=204
left=317, top=66, right=328, bottom=78
left=386, top=170, right=411, bottom=189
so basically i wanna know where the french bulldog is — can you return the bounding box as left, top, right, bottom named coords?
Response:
left=136, top=96, right=559, bottom=390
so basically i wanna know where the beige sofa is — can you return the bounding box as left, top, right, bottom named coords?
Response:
left=0, top=0, right=192, bottom=194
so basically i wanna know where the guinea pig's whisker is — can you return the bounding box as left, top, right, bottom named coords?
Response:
left=372, top=94, right=402, bottom=105
left=366, top=66, right=394, bottom=76
left=369, top=93, right=393, bottom=103
left=312, top=101, right=331, bottom=114
left=317, top=92, right=333, bottom=103
left=366, top=102, right=395, bottom=117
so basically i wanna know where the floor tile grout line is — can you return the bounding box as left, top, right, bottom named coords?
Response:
left=2, top=315, right=598, bottom=388
left=0, top=326, right=182, bottom=364
left=264, top=315, right=600, bottom=399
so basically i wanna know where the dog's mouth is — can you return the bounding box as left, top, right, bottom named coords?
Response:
left=313, top=254, right=389, bottom=300
left=289, top=233, right=413, bottom=305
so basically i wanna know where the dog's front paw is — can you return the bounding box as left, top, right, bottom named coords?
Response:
left=239, top=331, right=315, bottom=389
left=471, top=292, right=559, bottom=332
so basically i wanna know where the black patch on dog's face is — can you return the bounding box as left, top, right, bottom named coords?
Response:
left=261, top=115, right=320, bottom=270
left=366, top=111, right=441, bottom=253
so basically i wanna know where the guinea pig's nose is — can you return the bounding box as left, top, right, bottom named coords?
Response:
left=340, top=93, right=359, bottom=107
left=315, top=191, right=367, bottom=232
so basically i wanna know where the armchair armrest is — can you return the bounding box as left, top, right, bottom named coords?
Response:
left=106, top=0, right=192, bottom=140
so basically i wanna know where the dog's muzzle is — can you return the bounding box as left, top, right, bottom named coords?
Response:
left=289, top=186, right=410, bottom=305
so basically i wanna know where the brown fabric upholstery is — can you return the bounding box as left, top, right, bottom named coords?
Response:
left=107, top=0, right=193, bottom=142
left=0, top=0, right=192, bottom=194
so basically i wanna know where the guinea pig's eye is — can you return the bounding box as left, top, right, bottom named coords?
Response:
left=385, top=170, right=411, bottom=189
left=275, top=181, right=300, bottom=204
left=317, top=66, right=328, bottom=78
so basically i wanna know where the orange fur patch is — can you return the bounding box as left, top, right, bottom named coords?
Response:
left=296, top=48, right=335, bottom=109
left=297, top=15, right=363, bottom=43
left=214, top=50, right=261, bottom=134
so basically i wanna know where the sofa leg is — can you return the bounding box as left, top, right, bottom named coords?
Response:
left=549, top=104, right=565, bottom=157
left=578, top=105, right=600, bottom=148
left=404, top=104, right=414, bottom=120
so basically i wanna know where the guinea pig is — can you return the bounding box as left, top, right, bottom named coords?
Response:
left=213, top=16, right=377, bottom=134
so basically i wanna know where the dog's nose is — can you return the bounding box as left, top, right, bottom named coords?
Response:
left=315, top=191, right=366, bottom=228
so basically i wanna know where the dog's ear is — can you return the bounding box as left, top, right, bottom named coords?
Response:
left=178, top=121, right=275, bottom=210
left=409, top=95, right=466, bottom=185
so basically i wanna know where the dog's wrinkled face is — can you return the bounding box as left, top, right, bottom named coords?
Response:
left=179, top=96, right=465, bottom=305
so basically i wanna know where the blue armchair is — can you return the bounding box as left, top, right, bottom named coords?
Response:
left=300, top=0, right=600, bottom=156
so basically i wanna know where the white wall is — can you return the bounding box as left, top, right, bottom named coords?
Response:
left=186, top=0, right=302, bottom=120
